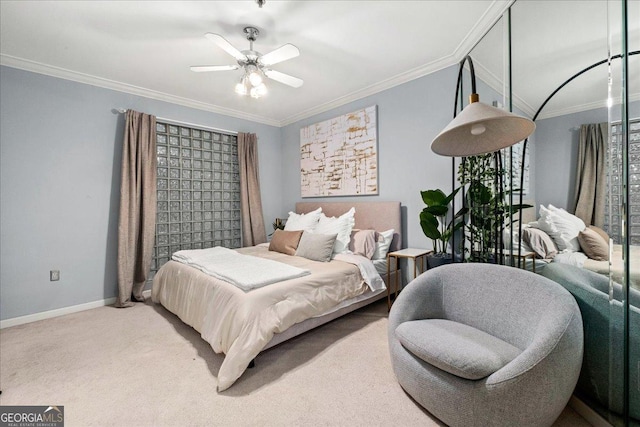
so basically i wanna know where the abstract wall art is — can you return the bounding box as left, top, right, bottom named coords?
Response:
left=300, top=105, right=378, bottom=197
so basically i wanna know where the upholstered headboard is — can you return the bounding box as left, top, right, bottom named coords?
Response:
left=295, top=201, right=402, bottom=252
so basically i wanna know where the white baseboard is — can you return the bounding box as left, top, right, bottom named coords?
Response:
left=569, top=395, right=613, bottom=427
left=0, top=290, right=152, bottom=329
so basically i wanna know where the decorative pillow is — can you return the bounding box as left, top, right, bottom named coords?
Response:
left=588, top=225, right=610, bottom=243
left=502, top=226, right=534, bottom=254
left=522, top=227, right=558, bottom=259
left=578, top=227, right=609, bottom=261
left=268, top=229, right=303, bottom=256
left=295, top=231, right=338, bottom=262
left=348, top=229, right=377, bottom=259
left=313, top=207, right=356, bottom=255
left=372, top=229, right=395, bottom=260
left=537, top=205, right=585, bottom=252
left=284, top=207, right=322, bottom=232
left=548, top=204, right=586, bottom=231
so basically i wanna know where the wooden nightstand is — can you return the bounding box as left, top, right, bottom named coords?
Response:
left=387, top=248, right=433, bottom=310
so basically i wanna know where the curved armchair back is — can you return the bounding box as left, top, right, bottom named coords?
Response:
left=393, top=263, right=579, bottom=350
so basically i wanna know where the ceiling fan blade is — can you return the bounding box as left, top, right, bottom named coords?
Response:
left=204, top=33, right=247, bottom=62
left=190, top=65, right=239, bottom=72
left=259, top=44, right=300, bottom=66
left=264, top=69, right=304, bottom=88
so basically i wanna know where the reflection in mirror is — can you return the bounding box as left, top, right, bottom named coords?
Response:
left=508, top=0, right=639, bottom=425
left=451, top=17, right=511, bottom=263
left=622, top=2, right=640, bottom=427
left=466, top=14, right=536, bottom=267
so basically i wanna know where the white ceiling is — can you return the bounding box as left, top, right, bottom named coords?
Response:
left=470, top=0, right=640, bottom=120
left=1, top=1, right=637, bottom=127
left=0, top=0, right=510, bottom=127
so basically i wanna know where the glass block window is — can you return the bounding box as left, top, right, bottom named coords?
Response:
left=152, top=122, right=241, bottom=274
left=606, top=119, right=640, bottom=245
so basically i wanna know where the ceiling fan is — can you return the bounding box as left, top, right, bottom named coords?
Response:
left=190, top=26, right=303, bottom=98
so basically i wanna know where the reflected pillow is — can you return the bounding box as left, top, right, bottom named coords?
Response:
left=522, top=227, right=558, bottom=259
left=538, top=205, right=585, bottom=252
left=578, top=227, right=609, bottom=261
left=295, top=231, right=338, bottom=262
left=284, top=207, right=322, bottom=232
left=268, top=229, right=303, bottom=256
left=588, top=225, right=610, bottom=244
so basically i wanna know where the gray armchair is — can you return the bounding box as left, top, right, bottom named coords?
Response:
left=388, top=263, right=583, bottom=427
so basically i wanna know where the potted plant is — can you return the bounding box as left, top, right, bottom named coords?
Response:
left=419, top=188, right=467, bottom=268
left=458, top=154, right=532, bottom=263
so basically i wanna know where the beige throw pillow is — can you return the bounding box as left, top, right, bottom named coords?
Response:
left=578, top=227, right=609, bottom=261
left=268, top=229, right=303, bottom=256
left=588, top=225, right=610, bottom=244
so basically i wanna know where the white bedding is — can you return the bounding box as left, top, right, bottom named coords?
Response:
left=551, top=244, right=640, bottom=289
left=172, top=246, right=310, bottom=291
left=152, top=245, right=383, bottom=391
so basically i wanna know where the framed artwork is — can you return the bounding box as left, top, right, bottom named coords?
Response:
left=300, top=105, right=378, bottom=197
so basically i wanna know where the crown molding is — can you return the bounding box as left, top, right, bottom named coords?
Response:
left=0, top=54, right=281, bottom=127
left=453, top=0, right=515, bottom=63
left=536, top=92, right=640, bottom=121
left=280, top=0, right=514, bottom=127
left=471, top=59, right=537, bottom=117
left=0, top=1, right=515, bottom=129
left=279, top=54, right=457, bottom=126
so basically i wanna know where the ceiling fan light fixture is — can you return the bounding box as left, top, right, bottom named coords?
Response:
left=235, top=76, right=249, bottom=96
left=247, top=68, right=263, bottom=86
left=192, top=26, right=303, bottom=100
left=250, top=83, right=267, bottom=98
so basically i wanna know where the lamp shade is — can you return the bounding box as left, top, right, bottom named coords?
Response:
left=431, top=100, right=535, bottom=157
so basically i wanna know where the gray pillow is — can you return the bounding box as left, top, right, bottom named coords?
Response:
left=522, top=227, right=558, bottom=259
left=295, top=232, right=338, bottom=262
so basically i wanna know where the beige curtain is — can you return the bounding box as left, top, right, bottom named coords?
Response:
left=116, top=110, right=157, bottom=307
left=238, top=132, right=267, bottom=246
left=574, top=122, right=607, bottom=227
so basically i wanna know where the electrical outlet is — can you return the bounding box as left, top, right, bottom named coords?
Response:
left=50, top=270, right=60, bottom=281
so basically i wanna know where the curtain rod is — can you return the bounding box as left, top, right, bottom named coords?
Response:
left=116, top=108, right=238, bottom=136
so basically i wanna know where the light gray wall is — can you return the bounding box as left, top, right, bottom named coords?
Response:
left=533, top=101, right=640, bottom=216
left=280, top=66, right=460, bottom=253
left=0, top=66, right=282, bottom=320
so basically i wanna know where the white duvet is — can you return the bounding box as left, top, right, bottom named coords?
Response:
left=172, top=246, right=311, bottom=291
left=152, top=245, right=383, bottom=391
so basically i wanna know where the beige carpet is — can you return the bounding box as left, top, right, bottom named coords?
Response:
left=0, top=299, right=591, bottom=427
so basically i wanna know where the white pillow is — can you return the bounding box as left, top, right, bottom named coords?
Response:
left=538, top=205, right=584, bottom=252
left=372, top=229, right=395, bottom=260
left=313, top=207, right=356, bottom=255
left=284, top=207, right=322, bottom=232
left=502, top=226, right=534, bottom=254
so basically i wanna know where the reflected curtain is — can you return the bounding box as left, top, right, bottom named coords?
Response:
left=574, top=122, right=607, bottom=227
left=238, top=132, right=267, bottom=246
left=116, top=110, right=157, bottom=307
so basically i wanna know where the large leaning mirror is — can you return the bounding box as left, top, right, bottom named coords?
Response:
left=509, top=0, right=638, bottom=425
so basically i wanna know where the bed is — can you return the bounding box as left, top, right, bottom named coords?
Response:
left=511, top=204, right=640, bottom=290
left=151, top=201, right=401, bottom=391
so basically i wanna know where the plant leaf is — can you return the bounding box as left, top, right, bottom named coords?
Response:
left=423, top=205, right=448, bottom=216
left=421, top=189, right=446, bottom=206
